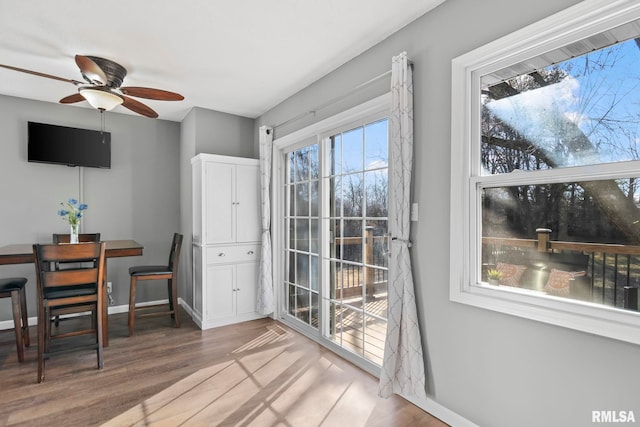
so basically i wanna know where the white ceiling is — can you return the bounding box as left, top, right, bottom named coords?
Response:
left=0, top=1, right=443, bottom=122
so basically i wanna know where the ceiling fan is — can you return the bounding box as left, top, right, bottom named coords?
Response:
left=0, top=55, right=184, bottom=118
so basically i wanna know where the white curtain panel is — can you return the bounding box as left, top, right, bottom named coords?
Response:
left=257, top=125, right=274, bottom=315
left=378, top=52, right=427, bottom=399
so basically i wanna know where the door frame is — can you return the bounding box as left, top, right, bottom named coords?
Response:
left=272, top=93, right=390, bottom=376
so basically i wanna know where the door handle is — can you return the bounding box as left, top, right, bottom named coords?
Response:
left=383, top=233, right=391, bottom=257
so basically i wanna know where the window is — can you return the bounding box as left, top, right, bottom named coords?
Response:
left=451, top=0, right=640, bottom=344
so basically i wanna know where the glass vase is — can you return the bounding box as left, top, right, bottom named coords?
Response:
left=70, top=223, right=79, bottom=244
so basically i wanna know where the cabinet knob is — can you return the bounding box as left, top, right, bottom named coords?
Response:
left=247, top=250, right=254, bottom=255
left=218, top=252, right=226, bottom=257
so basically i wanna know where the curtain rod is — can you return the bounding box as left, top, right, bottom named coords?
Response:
left=274, top=68, right=393, bottom=130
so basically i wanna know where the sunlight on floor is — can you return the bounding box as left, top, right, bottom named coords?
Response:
left=102, top=326, right=393, bottom=427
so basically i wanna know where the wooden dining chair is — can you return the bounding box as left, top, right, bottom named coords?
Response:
left=0, top=277, right=30, bottom=362
left=33, top=242, right=106, bottom=383
left=51, top=233, right=101, bottom=326
left=128, top=233, right=183, bottom=336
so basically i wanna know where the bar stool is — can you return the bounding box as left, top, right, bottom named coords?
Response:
left=128, top=233, right=183, bottom=336
left=0, top=277, right=30, bottom=362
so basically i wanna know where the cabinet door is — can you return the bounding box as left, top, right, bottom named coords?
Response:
left=235, top=164, right=261, bottom=243
left=205, top=162, right=235, bottom=244
left=235, top=262, right=258, bottom=316
left=205, top=264, right=236, bottom=320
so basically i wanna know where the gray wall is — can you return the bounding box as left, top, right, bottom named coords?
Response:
left=256, top=0, right=640, bottom=426
left=179, top=108, right=197, bottom=308
left=0, top=94, right=180, bottom=320
left=189, top=107, right=255, bottom=159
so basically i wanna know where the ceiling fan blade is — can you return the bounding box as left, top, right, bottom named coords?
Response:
left=0, top=64, right=82, bottom=85
left=121, top=95, right=158, bottom=118
left=120, top=87, right=184, bottom=101
left=59, top=93, right=85, bottom=104
left=75, top=55, right=108, bottom=85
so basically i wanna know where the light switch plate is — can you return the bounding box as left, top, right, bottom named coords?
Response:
left=411, top=202, right=419, bottom=221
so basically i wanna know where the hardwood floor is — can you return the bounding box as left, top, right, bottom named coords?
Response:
left=0, top=310, right=448, bottom=427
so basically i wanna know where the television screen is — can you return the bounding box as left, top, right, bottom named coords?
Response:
left=27, top=121, right=111, bottom=169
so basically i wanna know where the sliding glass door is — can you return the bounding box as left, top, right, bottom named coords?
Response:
left=283, top=116, right=389, bottom=367
left=285, top=145, right=320, bottom=328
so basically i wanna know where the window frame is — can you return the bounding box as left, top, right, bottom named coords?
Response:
left=450, top=0, right=640, bottom=345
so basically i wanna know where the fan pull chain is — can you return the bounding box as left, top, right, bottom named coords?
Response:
left=100, top=109, right=107, bottom=144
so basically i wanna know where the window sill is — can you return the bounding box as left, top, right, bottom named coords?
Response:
left=450, top=280, right=640, bottom=345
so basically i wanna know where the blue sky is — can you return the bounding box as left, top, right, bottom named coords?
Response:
left=339, top=118, right=388, bottom=174
left=486, top=38, right=640, bottom=167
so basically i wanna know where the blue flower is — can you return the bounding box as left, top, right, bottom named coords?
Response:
left=58, top=198, right=88, bottom=226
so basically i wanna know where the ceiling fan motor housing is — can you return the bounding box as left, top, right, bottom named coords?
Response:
left=87, top=56, right=127, bottom=88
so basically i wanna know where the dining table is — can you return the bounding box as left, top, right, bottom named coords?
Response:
left=0, top=239, right=144, bottom=346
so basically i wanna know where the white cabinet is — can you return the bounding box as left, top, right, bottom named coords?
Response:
left=204, top=246, right=259, bottom=322
left=194, top=155, right=261, bottom=246
left=192, top=154, right=263, bottom=330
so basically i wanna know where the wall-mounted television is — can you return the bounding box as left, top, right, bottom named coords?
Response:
left=27, top=121, right=111, bottom=169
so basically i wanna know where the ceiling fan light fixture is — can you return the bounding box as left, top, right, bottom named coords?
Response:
left=79, top=87, right=123, bottom=111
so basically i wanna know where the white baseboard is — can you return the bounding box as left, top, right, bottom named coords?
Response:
left=0, top=316, right=37, bottom=330
left=198, top=313, right=265, bottom=330
left=178, top=297, right=194, bottom=318
left=178, top=300, right=265, bottom=330
left=0, top=299, right=172, bottom=330
left=401, top=393, right=478, bottom=427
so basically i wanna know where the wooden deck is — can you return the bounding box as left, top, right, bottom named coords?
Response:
left=328, top=294, right=388, bottom=365
left=483, top=231, right=640, bottom=310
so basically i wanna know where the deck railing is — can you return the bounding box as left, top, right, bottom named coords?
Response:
left=333, top=227, right=388, bottom=299
left=483, top=228, right=640, bottom=310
